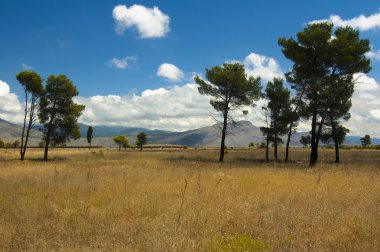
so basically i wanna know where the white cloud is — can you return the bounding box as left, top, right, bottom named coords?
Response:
left=343, top=74, right=380, bottom=136
left=0, top=80, right=23, bottom=122
left=310, top=9, right=380, bottom=31
left=112, top=4, right=170, bottom=38
left=243, top=52, right=284, bottom=82
left=107, top=56, right=137, bottom=69
left=74, top=84, right=215, bottom=131
left=21, top=63, right=33, bottom=70
left=157, top=63, right=184, bottom=81
left=366, top=49, right=380, bottom=61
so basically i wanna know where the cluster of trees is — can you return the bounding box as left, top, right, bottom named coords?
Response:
left=112, top=132, right=147, bottom=151
left=15, top=71, right=85, bottom=161
left=195, top=22, right=371, bottom=166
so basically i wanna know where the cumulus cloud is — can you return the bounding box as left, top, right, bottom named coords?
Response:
left=366, top=49, right=380, bottom=61
left=0, top=80, right=23, bottom=122
left=310, top=9, right=380, bottom=31
left=243, top=53, right=284, bottom=82
left=107, top=56, right=137, bottom=69
left=74, top=84, right=215, bottom=131
left=157, top=63, right=184, bottom=81
left=112, top=4, right=170, bottom=38
left=343, top=74, right=380, bottom=136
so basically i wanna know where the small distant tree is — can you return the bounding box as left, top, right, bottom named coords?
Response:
left=136, top=132, right=147, bottom=151
left=13, top=140, right=21, bottom=148
left=195, top=63, right=261, bottom=162
left=300, top=135, right=311, bottom=148
left=360, top=135, right=371, bottom=148
left=248, top=142, right=255, bottom=148
left=261, top=78, right=292, bottom=162
left=113, top=135, right=129, bottom=151
left=0, top=139, right=4, bottom=148
left=39, top=75, right=85, bottom=161
left=87, top=126, right=94, bottom=150
left=16, top=71, right=43, bottom=161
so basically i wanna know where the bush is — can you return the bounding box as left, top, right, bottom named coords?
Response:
left=0, top=139, right=4, bottom=148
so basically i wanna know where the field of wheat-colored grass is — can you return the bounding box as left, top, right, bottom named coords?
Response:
left=0, top=148, right=380, bottom=251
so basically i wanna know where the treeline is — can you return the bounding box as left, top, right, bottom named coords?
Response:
left=194, top=22, right=372, bottom=166
left=0, top=23, right=374, bottom=166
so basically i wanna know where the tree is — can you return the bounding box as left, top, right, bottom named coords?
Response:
left=12, top=140, right=21, bottom=148
left=16, top=71, right=43, bottom=161
left=136, top=132, right=147, bottom=151
left=360, top=135, right=371, bottom=148
left=261, top=78, right=292, bottom=162
left=39, top=75, right=85, bottom=161
left=113, top=135, right=129, bottom=151
left=321, top=124, right=349, bottom=162
left=195, top=63, right=261, bottom=162
left=279, top=23, right=371, bottom=167
left=0, top=139, right=4, bottom=148
left=300, top=135, right=311, bottom=148
left=87, top=126, right=94, bottom=150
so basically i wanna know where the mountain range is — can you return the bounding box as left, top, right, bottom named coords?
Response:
left=0, top=118, right=378, bottom=147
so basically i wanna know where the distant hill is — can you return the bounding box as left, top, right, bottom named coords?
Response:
left=1, top=118, right=379, bottom=147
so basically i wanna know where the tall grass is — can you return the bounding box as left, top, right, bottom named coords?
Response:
left=0, top=148, right=379, bottom=251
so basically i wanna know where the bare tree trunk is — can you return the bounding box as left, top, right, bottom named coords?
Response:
left=20, top=90, right=28, bottom=161
left=265, top=135, right=269, bottom=162
left=219, top=112, right=228, bottom=162
left=274, top=134, right=278, bottom=162
left=285, top=121, right=293, bottom=163
left=309, top=111, right=318, bottom=167
left=330, top=117, right=339, bottom=163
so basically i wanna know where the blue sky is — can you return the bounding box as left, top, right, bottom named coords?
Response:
left=1, top=1, right=380, bottom=135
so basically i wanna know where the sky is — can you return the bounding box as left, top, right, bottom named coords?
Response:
left=0, top=0, right=380, bottom=136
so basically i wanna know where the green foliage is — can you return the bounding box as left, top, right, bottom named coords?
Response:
left=39, top=75, right=85, bottom=161
left=0, top=139, right=4, bottom=148
left=300, top=135, right=311, bottom=148
left=248, top=142, right=255, bottom=147
left=260, top=78, right=292, bottom=161
left=279, top=22, right=371, bottom=166
left=16, top=71, right=43, bottom=95
left=16, top=70, right=44, bottom=160
left=195, top=63, right=261, bottom=162
left=87, top=126, right=93, bottom=145
left=113, top=135, right=129, bottom=151
left=136, top=132, right=147, bottom=150
left=360, top=135, right=371, bottom=148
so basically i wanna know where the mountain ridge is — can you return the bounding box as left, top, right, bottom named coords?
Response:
left=1, top=118, right=379, bottom=147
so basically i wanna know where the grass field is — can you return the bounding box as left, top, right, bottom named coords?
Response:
left=0, top=148, right=380, bottom=251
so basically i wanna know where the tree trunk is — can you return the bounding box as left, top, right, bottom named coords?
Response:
left=265, top=135, right=269, bottom=162
left=219, top=113, right=228, bottom=162
left=43, top=128, right=51, bottom=162
left=285, top=121, right=293, bottom=163
left=274, top=134, right=278, bottom=162
left=20, top=90, right=28, bottom=161
left=330, top=117, right=340, bottom=163
left=309, top=111, right=318, bottom=167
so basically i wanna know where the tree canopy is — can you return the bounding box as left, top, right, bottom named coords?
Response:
left=279, top=22, right=371, bottom=166
left=195, top=62, right=261, bottom=162
left=136, top=132, right=147, bottom=151
left=16, top=70, right=43, bottom=161
left=39, top=75, right=85, bottom=161
left=113, top=135, right=129, bottom=151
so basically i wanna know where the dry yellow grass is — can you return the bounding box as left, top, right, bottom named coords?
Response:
left=0, top=148, right=380, bottom=251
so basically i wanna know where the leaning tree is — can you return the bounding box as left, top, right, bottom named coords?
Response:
left=16, top=71, right=43, bottom=161
left=39, top=75, right=85, bottom=161
left=195, top=63, right=261, bottom=162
